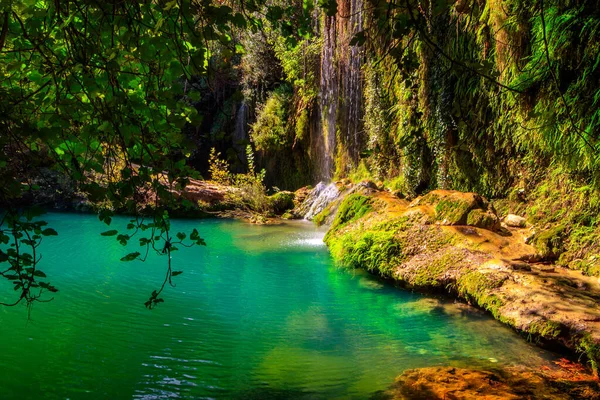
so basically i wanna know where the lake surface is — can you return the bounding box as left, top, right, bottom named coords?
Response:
left=0, top=213, right=555, bottom=399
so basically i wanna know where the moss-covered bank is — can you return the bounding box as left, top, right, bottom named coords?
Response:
left=322, top=185, right=600, bottom=376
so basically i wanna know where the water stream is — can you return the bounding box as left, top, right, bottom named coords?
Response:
left=0, top=213, right=555, bottom=399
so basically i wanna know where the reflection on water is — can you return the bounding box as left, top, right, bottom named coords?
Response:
left=0, top=214, right=556, bottom=399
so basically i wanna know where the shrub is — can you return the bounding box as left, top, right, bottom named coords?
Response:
left=251, top=86, right=292, bottom=153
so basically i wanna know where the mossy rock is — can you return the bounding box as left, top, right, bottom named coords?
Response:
left=466, top=209, right=500, bottom=231
left=528, top=319, right=564, bottom=340
left=456, top=271, right=507, bottom=319
left=415, top=190, right=491, bottom=226
left=281, top=211, right=295, bottom=220
left=568, top=259, right=600, bottom=277
left=268, top=191, right=295, bottom=215
left=327, top=193, right=373, bottom=234
left=313, top=203, right=333, bottom=226
left=533, top=225, right=566, bottom=260
left=578, top=334, right=600, bottom=377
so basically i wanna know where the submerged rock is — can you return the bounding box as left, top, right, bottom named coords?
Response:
left=380, top=366, right=600, bottom=400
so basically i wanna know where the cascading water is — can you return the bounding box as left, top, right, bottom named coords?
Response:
left=312, top=0, right=365, bottom=182
left=345, top=0, right=364, bottom=161
left=302, top=182, right=340, bottom=220
left=318, top=15, right=338, bottom=182
left=233, top=102, right=249, bottom=169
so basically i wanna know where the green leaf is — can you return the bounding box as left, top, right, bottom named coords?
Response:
left=171, top=270, right=183, bottom=276
left=42, top=228, right=58, bottom=236
left=101, top=230, right=118, bottom=236
left=117, top=234, right=130, bottom=245
left=25, top=206, right=46, bottom=221
left=120, top=252, right=140, bottom=262
left=99, top=209, right=113, bottom=225
left=33, top=270, right=47, bottom=278
left=176, top=232, right=186, bottom=240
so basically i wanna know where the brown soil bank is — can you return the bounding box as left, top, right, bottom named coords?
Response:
left=319, top=184, right=600, bottom=376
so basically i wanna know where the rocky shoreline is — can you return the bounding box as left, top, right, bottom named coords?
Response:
left=289, top=180, right=600, bottom=395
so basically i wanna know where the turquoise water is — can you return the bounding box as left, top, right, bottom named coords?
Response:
left=0, top=213, right=554, bottom=399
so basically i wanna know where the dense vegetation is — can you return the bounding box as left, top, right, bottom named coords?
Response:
left=2, top=0, right=600, bottom=308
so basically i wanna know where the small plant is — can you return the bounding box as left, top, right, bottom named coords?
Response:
left=208, top=148, right=231, bottom=185
left=227, top=145, right=270, bottom=214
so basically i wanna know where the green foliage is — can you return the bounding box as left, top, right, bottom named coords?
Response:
left=209, top=148, right=232, bottom=185
left=354, top=0, right=600, bottom=199
left=268, top=191, right=295, bottom=214
left=273, top=37, right=322, bottom=106
left=348, top=161, right=374, bottom=183
left=0, top=0, right=279, bottom=308
left=0, top=210, right=59, bottom=308
left=226, top=146, right=270, bottom=213
left=251, top=86, right=292, bottom=152
left=338, top=230, right=403, bottom=277
left=533, top=225, right=566, bottom=260
left=295, top=108, right=310, bottom=143
left=577, top=334, right=600, bottom=377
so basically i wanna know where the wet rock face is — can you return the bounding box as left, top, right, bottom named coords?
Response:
left=294, top=182, right=341, bottom=220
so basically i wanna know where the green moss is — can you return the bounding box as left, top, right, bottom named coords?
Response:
left=327, top=194, right=373, bottom=234
left=349, top=160, right=373, bottom=183
left=268, top=191, right=295, bottom=215
left=533, top=225, right=566, bottom=260
left=528, top=320, right=564, bottom=340
left=567, top=259, right=600, bottom=277
left=295, top=108, right=309, bottom=143
left=281, top=211, right=294, bottom=220
left=386, top=175, right=406, bottom=192
left=412, top=252, right=461, bottom=287
left=577, top=334, right=600, bottom=377
left=435, top=198, right=473, bottom=225
left=466, top=209, right=498, bottom=230
left=456, top=271, right=507, bottom=319
left=313, top=201, right=335, bottom=226
left=327, top=229, right=403, bottom=277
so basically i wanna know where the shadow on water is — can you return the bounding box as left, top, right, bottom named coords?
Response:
left=230, top=387, right=317, bottom=399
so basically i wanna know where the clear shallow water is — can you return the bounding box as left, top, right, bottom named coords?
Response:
left=0, top=213, right=555, bottom=399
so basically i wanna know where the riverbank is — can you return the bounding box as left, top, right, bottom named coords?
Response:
left=299, top=181, right=600, bottom=379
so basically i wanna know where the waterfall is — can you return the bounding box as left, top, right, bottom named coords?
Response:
left=346, top=0, right=364, bottom=161
left=303, top=182, right=340, bottom=220
left=233, top=102, right=248, bottom=169
left=313, top=0, right=365, bottom=182
left=318, top=15, right=338, bottom=182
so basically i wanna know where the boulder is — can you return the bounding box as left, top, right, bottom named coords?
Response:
left=268, top=191, right=295, bottom=214
left=411, top=190, right=497, bottom=228
left=505, top=214, right=527, bottom=228
left=467, top=209, right=500, bottom=231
